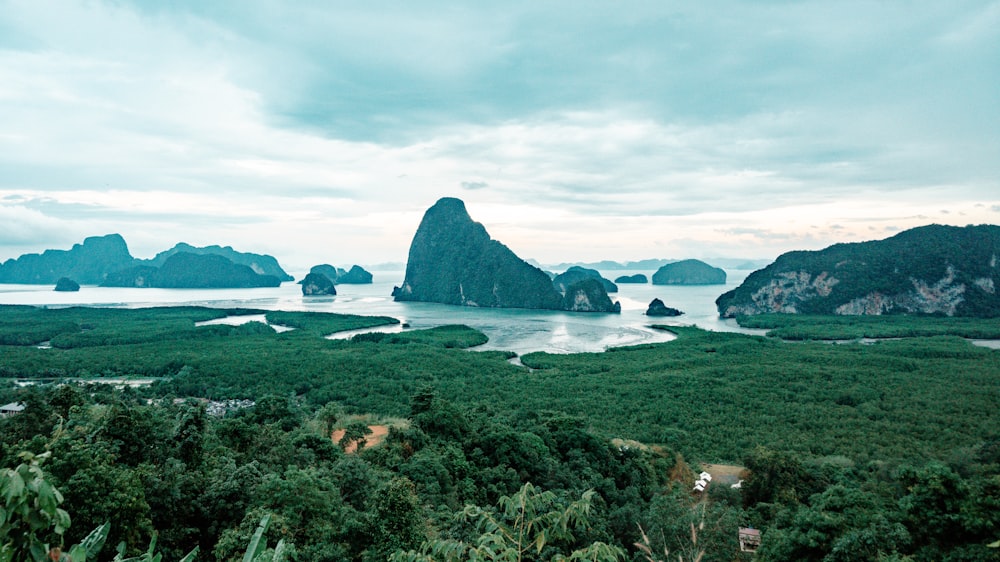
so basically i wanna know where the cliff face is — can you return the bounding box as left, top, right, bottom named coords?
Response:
left=0, top=234, right=134, bottom=285
left=562, top=278, right=621, bottom=313
left=652, top=259, right=726, bottom=285
left=102, top=253, right=282, bottom=288
left=300, top=272, right=337, bottom=296
left=142, top=243, right=293, bottom=281
left=393, top=198, right=564, bottom=310
left=716, top=224, right=1000, bottom=318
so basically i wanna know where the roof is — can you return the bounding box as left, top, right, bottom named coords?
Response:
left=739, top=528, right=761, bottom=537
left=1, top=402, right=26, bottom=412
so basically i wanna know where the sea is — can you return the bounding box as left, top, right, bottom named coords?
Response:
left=0, top=270, right=763, bottom=356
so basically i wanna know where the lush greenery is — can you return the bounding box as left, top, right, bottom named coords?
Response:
left=1, top=306, right=999, bottom=560
left=737, top=313, right=1000, bottom=340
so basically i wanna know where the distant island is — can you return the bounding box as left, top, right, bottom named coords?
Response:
left=717, top=224, right=1000, bottom=317
left=552, top=266, right=618, bottom=294
left=393, top=198, right=619, bottom=312
left=652, top=259, right=727, bottom=285
left=0, top=234, right=134, bottom=285
left=54, top=277, right=80, bottom=292
left=102, top=253, right=281, bottom=288
left=306, top=264, right=373, bottom=285
left=0, top=234, right=291, bottom=289
left=614, top=274, right=647, bottom=284
left=141, top=242, right=293, bottom=281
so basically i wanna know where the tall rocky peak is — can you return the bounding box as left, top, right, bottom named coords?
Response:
left=0, top=233, right=134, bottom=285
left=393, top=197, right=564, bottom=309
left=716, top=224, right=1000, bottom=318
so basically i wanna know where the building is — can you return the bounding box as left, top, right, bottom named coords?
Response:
left=738, top=527, right=761, bottom=553
left=0, top=402, right=25, bottom=418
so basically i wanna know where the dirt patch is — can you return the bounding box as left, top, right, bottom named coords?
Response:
left=332, top=424, right=390, bottom=453
left=701, top=463, right=746, bottom=485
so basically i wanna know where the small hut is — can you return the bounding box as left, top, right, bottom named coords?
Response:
left=738, top=527, right=761, bottom=553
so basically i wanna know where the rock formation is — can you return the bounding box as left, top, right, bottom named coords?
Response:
left=553, top=266, right=618, bottom=293
left=54, top=277, right=80, bottom=292
left=141, top=242, right=293, bottom=281
left=300, top=272, right=337, bottom=296
left=393, top=198, right=566, bottom=310
left=310, top=264, right=344, bottom=283
left=716, top=224, right=1000, bottom=318
left=338, top=265, right=373, bottom=284
left=0, top=234, right=134, bottom=285
left=102, top=253, right=282, bottom=289
left=652, top=259, right=727, bottom=285
left=562, top=278, right=621, bottom=313
left=645, top=298, right=682, bottom=317
left=614, top=274, right=648, bottom=284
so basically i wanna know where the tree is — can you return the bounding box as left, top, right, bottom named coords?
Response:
left=340, top=421, right=374, bottom=451
left=391, top=482, right=625, bottom=562
left=0, top=451, right=109, bottom=562
left=369, top=478, right=426, bottom=561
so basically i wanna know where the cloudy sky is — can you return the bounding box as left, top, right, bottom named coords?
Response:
left=1, top=1, right=997, bottom=272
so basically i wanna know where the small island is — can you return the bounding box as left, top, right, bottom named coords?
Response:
left=54, top=277, right=80, bottom=292
left=614, top=274, right=648, bottom=284
left=299, top=272, right=337, bottom=296
left=645, top=298, right=682, bottom=317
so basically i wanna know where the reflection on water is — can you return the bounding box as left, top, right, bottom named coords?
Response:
left=0, top=270, right=758, bottom=355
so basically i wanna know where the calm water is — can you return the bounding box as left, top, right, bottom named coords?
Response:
left=0, top=270, right=761, bottom=355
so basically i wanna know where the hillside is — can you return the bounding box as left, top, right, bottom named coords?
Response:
left=141, top=242, right=293, bottom=281
left=102, top=253, right=282, bottom=288
left=716, top=224, right=1000, bottom=317
left=0, top=234, right=134, bottom=285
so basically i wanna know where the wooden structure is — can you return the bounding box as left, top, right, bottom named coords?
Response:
left=738, top=527, right=761, bottom=553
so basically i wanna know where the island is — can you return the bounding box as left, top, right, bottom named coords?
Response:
left=716, top=224, right=1000, bottom=317
left=101, top=253, right=282, bottom=288
left=645, top=298, right=682, bottom=317
left=614, top=274, right=648, bottom=284
left=652, top=259, right=727, bottom=285
left=393, top=197, right=619, bottom=312
left=299, top=272, right=337, bottom=296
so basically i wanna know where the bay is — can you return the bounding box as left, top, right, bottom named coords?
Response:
left=0, top=270, right=762, bottom=355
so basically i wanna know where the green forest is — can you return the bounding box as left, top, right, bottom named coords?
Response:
left=1, top=305, right=998, bottom=561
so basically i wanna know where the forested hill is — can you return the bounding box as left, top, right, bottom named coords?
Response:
left=0, top=234, right=134, bottom=285
left=0, top=234, right=292, bottom=286
left=717, top=224, right=1000, bottom=318
left=140, top=242, right=293, bottom=281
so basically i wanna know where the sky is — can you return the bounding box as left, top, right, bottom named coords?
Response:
left=1, top=0, right=998, bottom=273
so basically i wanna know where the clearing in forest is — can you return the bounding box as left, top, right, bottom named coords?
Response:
left=331, top=424, right=391, bottom=453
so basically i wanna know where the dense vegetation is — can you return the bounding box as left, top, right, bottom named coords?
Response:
left=2, top=306, right=998, bottom=560
left=737, top=313, right=1000, bottom=340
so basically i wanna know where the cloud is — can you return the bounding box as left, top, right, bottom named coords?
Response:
left=0, top=0, right=996, bottom=267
